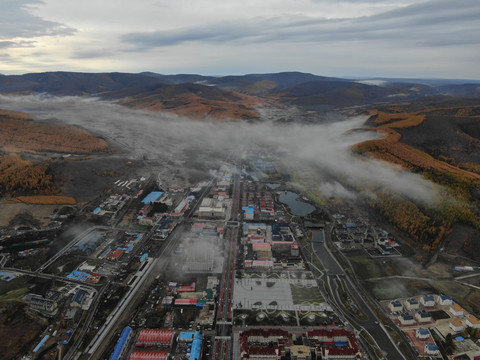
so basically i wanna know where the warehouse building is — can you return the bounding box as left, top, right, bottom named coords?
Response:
left=136, top=329, right=175, bottom=348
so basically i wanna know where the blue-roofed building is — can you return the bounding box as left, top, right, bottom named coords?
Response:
left=140, top=253, right=148, bottom=262
left=71, top=289, right=86, bottom=307
left=416, top=328, right=430, bottom=340
left=190, top=331, right=203, bottom=360
left=425, top=343, right=440, bottom=356
left=436, top=294, right=453, bottom=306
left=142, top=191, right=164, bottom=204
left=405, top=297, right=419, bottom=310
left=420, top=294, right=435, bottom=307
left=399, top=312, right=416, bottom=326
left=178, top=331, right=196, bottom=342
left=242, top=206, right=255, bottom=220
left=109, top=326, right=132, bottom=360
left=33, top=335, right=49, bottom=353
left=416, top=310, right=432, bottom=323
left=389, top=300, right=403, bottom=313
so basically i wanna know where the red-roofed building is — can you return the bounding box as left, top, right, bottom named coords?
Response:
left=174, top=298, right=198, bottom=306
left=107, top=249, right=125, bottom=261
left=129, top=351, right=169, bottom=360
left=136, top=329, right=175, bottom=347
left=177, top=282, right=196, bottom=292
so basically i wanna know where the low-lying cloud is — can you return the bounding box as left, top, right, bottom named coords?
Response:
left=0, top=94, right=440, bottom=203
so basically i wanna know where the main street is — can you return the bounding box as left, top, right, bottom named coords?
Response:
left=214, top=160, right=241, bottom=360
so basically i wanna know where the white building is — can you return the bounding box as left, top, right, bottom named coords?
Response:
left=405, top=298, right=419, bottom=311
left=436, top=294, right=453, bottom=306
left=420, top=295, right=435, bottom=307
left=415, top=310, right=432, bottom=323
left=389, top=300, right=403, bottom=313
left=449, top=304, right=465, bottom=317
left=466, top=315, right=480, bottom=329
left=449, top=318, right=465, bottom=333
left=424, top=343, right=440, bottom=356
left=398, top=313, right=416, bottom=326
left=416, top=328, right=430, bottom=340
left=198, top=198, right=226, bottom=219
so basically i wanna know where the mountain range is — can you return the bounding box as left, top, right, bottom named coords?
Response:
left=1, top=71, right=479, bottom=119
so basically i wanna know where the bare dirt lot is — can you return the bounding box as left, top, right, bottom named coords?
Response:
left=0, top=302, right=47, bottom=360
left=0, top=203, right=57, bottom=227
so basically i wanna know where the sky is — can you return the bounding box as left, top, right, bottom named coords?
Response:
left=1, top=0, right=480, bottom=79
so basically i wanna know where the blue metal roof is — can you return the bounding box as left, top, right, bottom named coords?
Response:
left=178, top=331, right=195, bottom=341
left=109, top=327, right=132, bottom=360
left=33, top=335, right=49, bottom=353
left=142, top=191, right=164, bottom=204
left=190, top=331, right=203, bottom=360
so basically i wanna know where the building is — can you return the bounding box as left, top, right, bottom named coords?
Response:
left=177, top=332, right=203, bottom=360
left=416, top=328, right=430, bottom=340
left=107, top=249, right=125, bottom=261
left=243, top=206, right=255, bottom=220
left=70, top=289, right=86, bottom=308
left=109, top=327, right=132, bottom=360
left=136, top=329, right=175, bottom=347
left=27, top=290, right=62, bottom=316
left=449, top=318, right=465, bottom=333
left=416, top=310, right=432, bottom=323
left=450, top=303, right=465, bottom=317
left=466, top=315, right=480, bottom=329
left=129, top=351, right=169, bottom=360
left=389, top=300, right=403, bottom=313
left=142, top=191, right=164, bottom=204
left=240, top=329, right=289, bottom=360
left=398, top=313, right=416, bottom=326
left=424, top=343, right=440, bottom=356
left=405, top=298, right=419, bottom=311
left=252, top=242, right=272, bottom=260
left=244, top=260, right=273, bottom=269
left=197, top=198, right=226, bottom=218
left=436, top=294, right=453, bottom=306
left=420, top=295, right=435, bottom=307
left=307, top=329, right=362, bottom=360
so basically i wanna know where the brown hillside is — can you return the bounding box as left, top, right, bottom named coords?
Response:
left=122, top=84, right=264, bottom=121
left=0, top=109, right=109, bottom=153
left=355, top=104, right=480, bottom=258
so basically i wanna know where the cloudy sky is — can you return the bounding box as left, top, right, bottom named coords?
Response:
left=1, top=0, right=479, bottom=78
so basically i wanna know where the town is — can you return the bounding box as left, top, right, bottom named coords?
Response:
left=1, top=154, right=480, bottom=360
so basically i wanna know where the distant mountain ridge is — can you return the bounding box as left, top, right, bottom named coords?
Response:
left=1, top=71, right=479, bottom=119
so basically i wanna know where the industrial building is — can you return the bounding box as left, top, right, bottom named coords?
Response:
left=129, top=351, right=169, bottom=360
left=109, top=326, right=132, bottom=360
left=136, top=329, right=175, bottom=347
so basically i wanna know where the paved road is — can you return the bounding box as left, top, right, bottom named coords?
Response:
left=311, top=229, right=406, bottom=360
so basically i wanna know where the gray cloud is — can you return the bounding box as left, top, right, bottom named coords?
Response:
left=0, top=94, right=441, bottom=204
left=121, top=0, right=480, bottom=49
left=0, top=0, right=75, bottom=44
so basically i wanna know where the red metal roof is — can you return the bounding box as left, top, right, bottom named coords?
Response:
left=174, top=298, right=198, bottom=305
left=136, top=329, right=174, bottom=346
left=129, top=351, right=169, bottom=360
left=107, top=249, right=125, bottom=260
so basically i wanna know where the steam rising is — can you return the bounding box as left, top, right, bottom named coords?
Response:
left=0, top=95, right=440, bottom=203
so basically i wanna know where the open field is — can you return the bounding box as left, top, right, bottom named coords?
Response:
left=0, top=203, right=57, bottom=227
left=347, top=250, right=422, bottom=280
